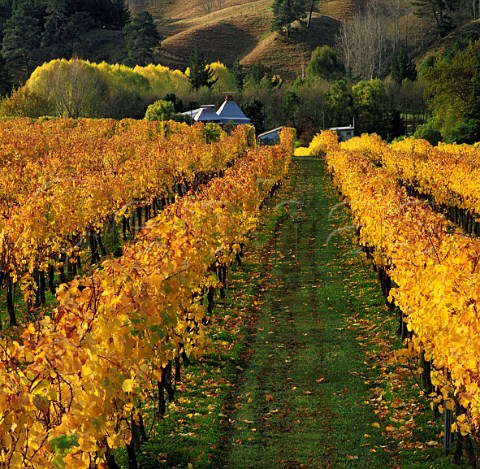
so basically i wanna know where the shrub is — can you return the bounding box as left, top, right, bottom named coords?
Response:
left=443, top=119, right=480, bottom=144
left=413, top=124, right=442, bottom=145
left=203, top=122, right=224, bottom=143
left=144, top=100, right=176, bottom=120
left=0, top=87, right=52, bottom=117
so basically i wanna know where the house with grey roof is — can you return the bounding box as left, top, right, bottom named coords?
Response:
left=216, top=95, right=251, bottom=124
left=183, top=95, right=250, bottom=125
left=192, top=105, right=222, bottom=123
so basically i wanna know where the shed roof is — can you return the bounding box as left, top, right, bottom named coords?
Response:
left=257, top=127, right=283, bottom=139
left=329, top=126, right=354, bottom=131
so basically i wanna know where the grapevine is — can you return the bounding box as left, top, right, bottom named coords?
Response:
left=316, top=130, right=480, bottom=446
left=0, top=125, right=294, bottom=467
left=0, top=119, right=254, bottom=324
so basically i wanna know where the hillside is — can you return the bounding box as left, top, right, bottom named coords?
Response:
left=4, top=0, right=475, bottom=85
left=126, top=0, right=364, bottom=77
left=61, top=0, right=435, bottom=80
left=157, top=0, right=273, bottom=70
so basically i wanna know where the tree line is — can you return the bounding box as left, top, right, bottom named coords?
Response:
left=0, top=38, right=473, bottom=145
left=1, top=0, right=480, bottom=143
left=0, top=0, right=161, bottom=86
left=0, top=52, right=426, bottom=143
left=269, top=0, right=480, bottom=143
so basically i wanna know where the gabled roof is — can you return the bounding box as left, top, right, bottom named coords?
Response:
left=183, top=108, right=201, bottom=120
left=216, top=95, right=250, bottom=124
left=194, top=105, right=222, bottom=123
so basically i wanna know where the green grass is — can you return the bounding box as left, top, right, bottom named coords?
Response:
left=114, top=199, right=279, bottom=468
left=214, top=157, right=391, bottom=468
left=115, top=157, right=471, bottom=468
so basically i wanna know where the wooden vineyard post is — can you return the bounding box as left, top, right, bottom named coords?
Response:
left=443, top=403, right=453, bottom=453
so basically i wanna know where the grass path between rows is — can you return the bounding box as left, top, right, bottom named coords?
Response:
left=131, top=157, right=465, bottom=468
left=214, top=157, right=391, bottom=468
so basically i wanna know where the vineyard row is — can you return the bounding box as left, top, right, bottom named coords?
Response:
left=317, top=130, right=480, bottom=462
left=341, top=134, right=480, bottom=236
left=0, top=118, right=255, bottom=326
left=0, top=126, right=294, bottom=468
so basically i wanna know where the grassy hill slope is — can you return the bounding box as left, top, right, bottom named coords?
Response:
left=72, top=0, right=479, bottom=81
left=126, top=0, right=363, bottom=77
left=158, top=0, right=273, bottom=70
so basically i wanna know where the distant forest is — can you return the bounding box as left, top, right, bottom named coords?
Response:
left=0, top=0, right=130, bottom=84
left=3, top=0, right=480, bottom=144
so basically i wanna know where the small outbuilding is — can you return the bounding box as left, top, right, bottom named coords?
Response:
left=329, top=125, right=354, bottom=141
left=257, top=127, right=282, bottom=146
